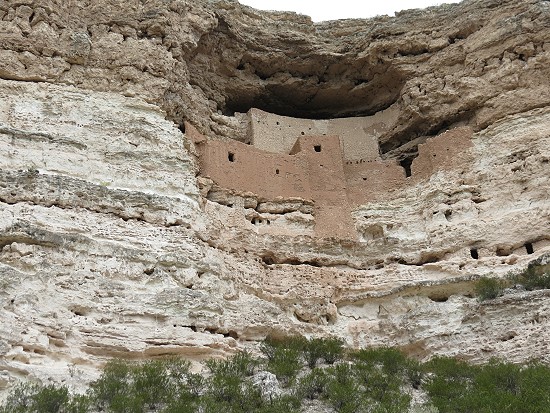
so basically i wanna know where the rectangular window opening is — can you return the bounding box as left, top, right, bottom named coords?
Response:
left=470, top=248, right=479, bottom=259
left=525, top=242, right=534, bottom=254
left=314, top=145, right=322, bottom=152
left=228, top=152, right=235, bottom=162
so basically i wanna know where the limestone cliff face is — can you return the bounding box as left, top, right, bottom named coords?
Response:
left=1, top=0, right=550, bottom=395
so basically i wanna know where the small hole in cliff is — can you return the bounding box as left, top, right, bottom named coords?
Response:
left=444, top=210, right=452, bottom=221
left=496, top=248, right=511, bottom=257
left=470, top=248, right=479, bottom=259
left=178, top=123, right=186, bottom=133
left=276, top=169, right=280, bottom=174
left=262, top=255, right=275, bottom=265
left=314, top=145, right=322, bottom=152
left=429, top=294, right=449, bottom=302
left=400, top=158, right=413, bottom=178
left=228, top=152, right=235, bottom=162
left=144, top=268, right=154, bottom=275
left=525, top=242, right=534, bottom=254
left=301, top=131, right=305, bottom=135
left=362, top=177, right=367, bottom=181
left=499, top=332, right=517, bottom=342
left=276, top=121, right=280, bottom=125
left=226, top=330, right=239, bottom=339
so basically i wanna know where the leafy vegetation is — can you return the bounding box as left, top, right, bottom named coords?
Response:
left=474, top=260, right=550, bottom=301
left=425, top=357, right=550, bottom=413
left=513, top=261, right=550, bottom=291
left=474, top=276, right=504, bottom=301
left=3, top=337, right=550, bottom=413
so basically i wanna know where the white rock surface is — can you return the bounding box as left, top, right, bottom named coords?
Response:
left=0, top=75, right=550, bottom=396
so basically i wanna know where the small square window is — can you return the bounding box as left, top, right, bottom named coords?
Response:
left=314, top=145, right=321, bottom=152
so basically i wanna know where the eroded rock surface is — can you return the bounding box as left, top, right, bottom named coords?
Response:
left=1, top=0, right=550, bottom=396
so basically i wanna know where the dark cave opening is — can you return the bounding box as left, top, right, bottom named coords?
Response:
left=223, top=84, right=402, bottom=120
left=215, top=62, right=407, bottom=120
left=400, top=157, right=414, bottom=177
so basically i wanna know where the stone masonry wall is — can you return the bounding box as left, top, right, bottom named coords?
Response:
left=248, top=107, right=398, bottom=161
left=192, top=116, right=474, bottom=239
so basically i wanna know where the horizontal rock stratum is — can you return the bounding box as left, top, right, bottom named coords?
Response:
left=1, top=0, right=550, bottom=395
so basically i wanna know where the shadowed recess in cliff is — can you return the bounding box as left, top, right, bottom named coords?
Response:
left=221, top=65, right=406, bottom=119
left=188, top=15, right=407, bottom=119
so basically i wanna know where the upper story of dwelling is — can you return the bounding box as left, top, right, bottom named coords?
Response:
left=186, top=107, right=473, bottom=209
left=246, top=107, right=399, bottom=162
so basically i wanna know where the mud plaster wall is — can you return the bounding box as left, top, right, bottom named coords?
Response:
left=248, top=107, right=399, bottom=161
left=197, top=133, right=357, bottom=238
left=198, top=138, right=308, bottom=199
left=344, top=160, right=406, bottom=204
left=192, top=119, right=473, bottom=239
left=411, top=127, right=473, bottom=179
left=295, top=135, right=356, bottom=239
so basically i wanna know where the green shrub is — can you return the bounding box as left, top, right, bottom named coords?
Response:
left=0, top=382, right=38, bottom=413
left=0, top=382, right=75, bottom=413
left=296, top=368, right=329, bottom=400
left=5, top=340, right=550, bottom=413
left=424, top=356, right=477, bottom=401
left=88, top=359, right=135, bottom=411
left=64, top=394, right=91, bottom=413
left=352, top=347, right=408, bottom=376
left=303, top=337, right=344, bottom=368
left=204, top=353, right=264, bottom=412
left=352, top=354, right=412, bottom=413
left=89, top=358, right=192, bottom=412
left=260, top=337, right=304, bottom=385
left=132, top=360, right=172, bottom=409
left=324, top=364, right=363, bottom=413
left=514, top=263, right=550, bottom=291
left=255, top=395, right=301, bottom=413
left=474, top=276, right=503, bottom=301
left=162, top=395, right=198, bottom=413
left=32, top=385, right=70, bottom=413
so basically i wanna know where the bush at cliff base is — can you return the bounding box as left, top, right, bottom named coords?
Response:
left=2, top=337, right=550, bottom=413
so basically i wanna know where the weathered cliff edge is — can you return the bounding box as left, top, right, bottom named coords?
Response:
left=1, top=0, right=550, bottom=395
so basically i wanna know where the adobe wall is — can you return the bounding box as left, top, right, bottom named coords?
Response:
left=344, top=159, right=406, bottom=204
left=197, top=137, right=309, bottom=200
left=295, top=135, right=356, bottom=239
left=196, top=130, right=358, bottom=239
left=411, top=127, right=473, bottom=179
left=190, top=116, right=473, bottom=240
left=248, top=106, right=398, bottom=161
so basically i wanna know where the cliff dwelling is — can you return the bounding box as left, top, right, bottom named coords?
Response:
left=2, top=0, right=550, bottom=406
left=188, top=108, right=473, bottom=240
